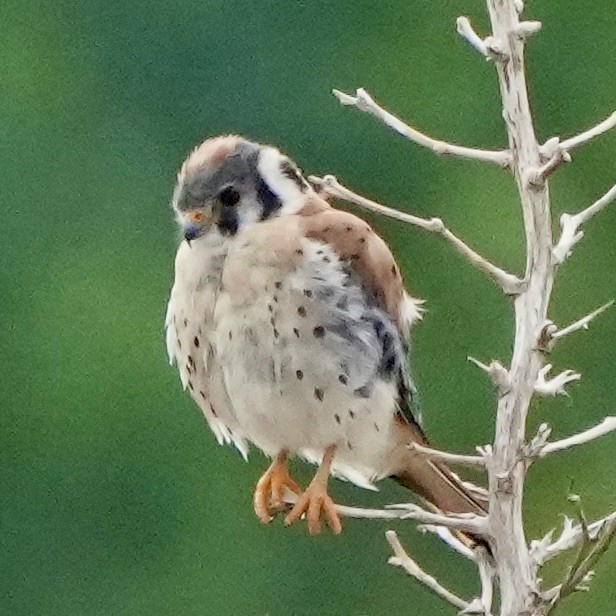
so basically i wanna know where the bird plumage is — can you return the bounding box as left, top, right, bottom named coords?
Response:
left=165, top=135, right=486, bottom=534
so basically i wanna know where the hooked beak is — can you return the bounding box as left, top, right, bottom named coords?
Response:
left=182, top=209, right=214, bottom=244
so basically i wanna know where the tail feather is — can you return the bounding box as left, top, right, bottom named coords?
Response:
left=391, top=421, right=488, bottom=548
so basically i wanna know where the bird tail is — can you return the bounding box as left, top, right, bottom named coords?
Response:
left=392, top=423, right=488, bottom=549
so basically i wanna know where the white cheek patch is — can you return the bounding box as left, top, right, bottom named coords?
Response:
left=257, top=147, right=306, bottom=215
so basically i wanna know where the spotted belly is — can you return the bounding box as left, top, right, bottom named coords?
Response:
left=214, top=236, right=405, bottom=488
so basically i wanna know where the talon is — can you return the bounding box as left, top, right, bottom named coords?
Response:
left=253, top=450, right=302, bottom=523
left=284, top=444, right=342, bottom=534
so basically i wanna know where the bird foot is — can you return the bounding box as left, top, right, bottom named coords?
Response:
left=253, top=454, right=302, bottom=523
left=284, top=481, right=342, bottom=535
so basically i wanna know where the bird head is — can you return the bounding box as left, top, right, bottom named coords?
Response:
left=172, top=135, right=312, bottom=242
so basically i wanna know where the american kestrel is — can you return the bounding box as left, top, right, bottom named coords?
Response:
left=165, top=135, right=486, bottom=536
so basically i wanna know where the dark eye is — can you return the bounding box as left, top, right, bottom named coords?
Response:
left=219, top=186, right=241, bottom=207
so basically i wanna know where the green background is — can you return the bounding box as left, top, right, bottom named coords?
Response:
left=1, top=1, right=615, bottom=614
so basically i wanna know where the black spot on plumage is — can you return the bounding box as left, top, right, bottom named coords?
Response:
left=303, top=289, right=313, bottom=298
left=349, top=410, right=356, bottom=419
left=273, top=295, right=278, bottom=303
left=297, top=306, right=306, bottom=317
left=188, top=380, right=194, bottom=391
left=273, top=328, right=279, bottom=338
left=314, top=388, right=324, bottom=401
left=347, top=440, right=353, bottom=450
left=313, top=326, right=325, bottom=338
left=338, top=374, right=348, bottom=385
left=187, top=355, right=194, bottom=366
left=177, top=338, right=182, bottom=350
left=295, top=249, right=303, bottom=256
left=209, top=403, right=217, bottom=417
left=354, top=384, right=373, bottom=399
left=296, top=370, right=303, bottom=380
left=374, top=423, right=380, bottom=432
left=334, top=414, right=341, bottom=424
left=274, top=281, right=282, bottom=290
left=322, top=256, right=331, bottom=263
left=183, top=318, right=188, bottom=327
left=193, top=336, right=200, bottom=347
left=268, top=304, right=273, bottom=312
left=293, top=328, right=300, bottom=338
left=316, top=250, right=324, bottom=255
left=200, top=391, right=206, bottom=399
left=228, top=331, right=233, bottom=340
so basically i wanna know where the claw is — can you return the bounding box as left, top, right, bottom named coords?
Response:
left=253, top=451, right=302, bottom=523
left=284, top=444, right=342, bottom=534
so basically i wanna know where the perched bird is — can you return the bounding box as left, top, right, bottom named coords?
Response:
left=165, top=135, right=486, bottom=536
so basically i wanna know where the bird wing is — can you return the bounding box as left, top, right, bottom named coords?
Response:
left=297, top=197, right=423, bottom=429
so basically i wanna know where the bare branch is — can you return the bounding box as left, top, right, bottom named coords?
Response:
left=467, top=356, right=511, bottom=392
left=552, top=301, right=614, bottom=342
left=513, top=21, right=542, bottom=39
left=309, top=174, right=525, bottom=294
left=524, top=423, right=553, bottom=459
left=476, top=547, right=496, bottom=615
left=456, top=16, right=508, bottom=62
left=559, top=110, right=616, bottom=152
left=408, top=441, right=487, bottom=469
left=386, top=531, right=474, bottom=611
left=534, top=363, right=581, bottom=397
left=386, top=503, right=490, bottom=535
left=539, top=417, right=616, bottom=457
left=332, top=88, right=511, bottom=167
left=419, top=525, right=477, bottom=560
left=539, top=301, right=614, bottom=350
left=456, top=16, right=489, bottom=56
left=532, top=511, right=616, bottom=566
left=545, top=515, right=616, bottom=613
left=553, top=184, right=616, bottom=264
left=525, top=148, right=571, bottom=188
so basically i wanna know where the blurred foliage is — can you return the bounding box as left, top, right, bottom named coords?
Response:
left=1, top=1, right=615, bottom=614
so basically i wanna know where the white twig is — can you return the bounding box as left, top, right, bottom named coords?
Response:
left=532, top=511, right=616, bottom=568
left=332, top=88, right=511, bottom=167
left=513, top=21, right=542, bottom=39
left=539, top=301, right=614, bottom=350
left=534, top=363, right=581, bottom=397
left=552, top=301, right=614, bottom=342
left=309, top=174, right=525, bottom=294
left=524, top=423, right=553, bottom=459
left=408, top=441, right=487, bottom=469
left=525, top=148, right=571, bottom=188
left=456, top=16, right=508, bottom=63
left=467, top=356, right=511, bottom=392
left=386, top=503, right=489, bottom=535
left=560, top=110, right=616, bottom=151
left=476, top=547, right=496, bottom=615
left=419, top=525, right=477, bottom=560
left=456, top=16, right=488, bottom=56
left=539, top=417, right=616, bottom=457
left=553, top=184, right=616, bottom=264
left=386, top=531, right=474, bottom=612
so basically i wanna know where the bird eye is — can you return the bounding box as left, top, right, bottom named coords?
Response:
left=219, top=186, right=241, bottom=207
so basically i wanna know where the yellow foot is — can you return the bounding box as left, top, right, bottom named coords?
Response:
left=253, top=451, right=302, bottom=524
left=284, top=444, right=342, bottom=535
